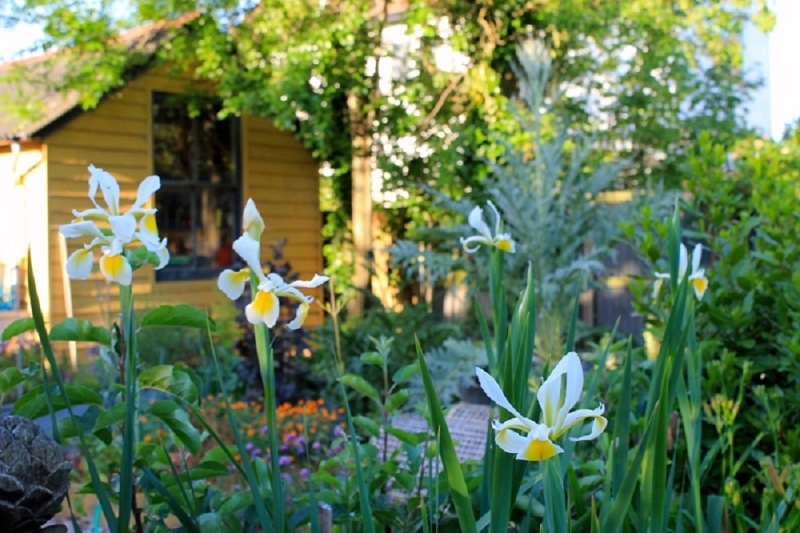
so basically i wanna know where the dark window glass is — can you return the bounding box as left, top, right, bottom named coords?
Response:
left=152, top=92, right=240, bottom=281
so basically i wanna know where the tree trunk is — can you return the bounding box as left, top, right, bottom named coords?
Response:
left=346, top=92, right=373, bottom=316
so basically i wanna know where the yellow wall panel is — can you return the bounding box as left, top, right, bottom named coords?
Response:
left=42, top=67, right=323, bottom=332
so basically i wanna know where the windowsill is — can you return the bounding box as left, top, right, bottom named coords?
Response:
left=155, top=266, right=229, bottom=282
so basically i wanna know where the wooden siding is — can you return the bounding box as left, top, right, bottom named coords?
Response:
left=44, top=69, right=323, bottom=329
left=241, top=115, right=325, bottom=325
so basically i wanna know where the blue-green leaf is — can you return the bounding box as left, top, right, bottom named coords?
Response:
left=1, top=317, right=35, bottom=341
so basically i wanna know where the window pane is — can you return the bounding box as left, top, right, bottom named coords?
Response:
left=152, top=92, right=193, bottom=182
left=152, top=90, right=239, bottom=280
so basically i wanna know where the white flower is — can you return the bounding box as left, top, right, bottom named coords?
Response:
left=460, top=201, right=516, bottom=254
left=476, top=352, right=607, bottom=462
left=654, top=243, right=708, bottom=300
left=59, top=166, right=169, bottom=285
left=217, top=199, right=328, bottom=329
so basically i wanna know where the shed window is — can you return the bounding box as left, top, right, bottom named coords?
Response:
left=151, top=91, right=241, bottom=281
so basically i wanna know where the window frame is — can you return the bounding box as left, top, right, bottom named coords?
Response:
left=150, top=90, right=243, bottom=283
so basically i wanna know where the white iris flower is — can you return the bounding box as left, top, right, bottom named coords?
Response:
left=59, top=165, right=169, bottom=286
left=460, top=201, right=516, bottom=254
left=476, top=352, right=607, bottom=462
left=217, top=199, right=328, bottom=329
left=654, top=243, right=708, bottom=300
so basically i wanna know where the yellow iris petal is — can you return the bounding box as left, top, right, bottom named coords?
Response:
left=99, top=253, right=132, bottom=285
left=519, top=438, right=560, bottom=462
left=143, top=213, right=159, bottom=234
left=245, top=290, right=280, bottom=326
left=691, top=276, right=708, bottom=299
left=496, top=238, right=514, bottom=253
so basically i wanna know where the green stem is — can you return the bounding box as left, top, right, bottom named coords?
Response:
left=543, top=458, right=568, bottom=533
left=253, top=318, right=284, bottom=531
left=118, top=284, right=138, bottom=532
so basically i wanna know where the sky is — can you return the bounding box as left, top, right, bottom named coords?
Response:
left=0, top=2, right=798, bottom=140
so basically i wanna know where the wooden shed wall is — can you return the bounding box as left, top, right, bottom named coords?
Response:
left=44, top=69, right=323, bottom=329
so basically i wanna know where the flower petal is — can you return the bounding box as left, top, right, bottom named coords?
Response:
left=495, top=427, right=529, bottom=455
left=691, top=243, right=703, bottom=274
left=467, top=205, right=492, bottom=239
left=88, top=165, right=120, bottom=215
left=218, top=269, right=250, bottom=300
left=287, top=301, right=310, bottom=330
left=232, top=234, right=264, bottom=279
left=487, top=200, right=502, bottom=236
left=131, top=175, right=160, bottom=212
left=154, top=241, right=170, bottom=270
left=689, top=271, right=708, bottom=300
left=561, top=404, right=607, bottom=442
left=289, top=274, right=330, bottom=289
left=516, top=425, right=564, bottom=461
left=99, top=251, right=132, bottom=286
left=475, top=367, right=532, bottom=425
left=245, top=290, right=280, bottom=327
left=460, top=235, right=488, bottom=254
left=60, top=221, right=105, bottom=239
left=65, top=248, right=95, bottom=280
left=678, top=243, right=688, bottom=279
left=495, top=234, right=515, bottom=253
left=243, top=198, right=265, bottom=241
left=138, top=213, right=161, bottom=246
left=109, top=214, right=137, bottom=243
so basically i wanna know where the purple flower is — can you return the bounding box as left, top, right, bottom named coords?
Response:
left=312, top=441, right=322, bottom=452
left=251, top=448, right=262, bottom=457
left=333, top=426, right=345, bottom=438
left=281, top=472, right=292, bottom=483
left=261, top=425, right=269, bottom=435
left=279, top=455, right=292, bottom=467
left=299, top=468, right=310, bottom=479
left=245, top=442, right=255, bottom=452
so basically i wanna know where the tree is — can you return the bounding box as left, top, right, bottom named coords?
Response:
left=1, top=0, right=775, bottom=308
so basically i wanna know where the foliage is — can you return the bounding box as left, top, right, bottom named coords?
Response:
left=406, top=338, right=487, bottom=411
left=621, top=131, right=800, bottom=521
left=391, top=40, right=630, bottom=359
left=308, top=300, right=463, bottom=408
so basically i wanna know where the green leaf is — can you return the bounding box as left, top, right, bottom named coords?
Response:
left=392, top=362, right=420, bottom=385
left=416, top=338, right=477, bottom=533
left=341, top=374, right=379, bottom=402
left=140, top=304, right=216, bottom=331
left=138, top=365, right=199, bottom=405
left=50, top=318, right=110, bottom=345
left=353, top=415, right=380, bottom=437
left=360, top=351, right=383, bottom=365
left=95, top=402, right=127, bottom=431
left=1, top=317, right=35, bottom=341
left=162, top=461, right=231, bottom=485
left=147, top=400, right=202, bottom=455
left=56, top=404, right=103, bottom=441
left=385, top=427, right=429, bottom=446
left=384, top=390, right=410, bottom=413
left=0, top=366, right=35, bottom=394
left=14, top=384, right=103, bottom=420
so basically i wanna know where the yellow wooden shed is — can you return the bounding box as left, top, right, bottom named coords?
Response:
left=0, top=20, right=324, bottom=337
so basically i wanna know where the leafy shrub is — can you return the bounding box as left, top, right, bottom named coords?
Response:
left=621, top=131, right=800, bottom=512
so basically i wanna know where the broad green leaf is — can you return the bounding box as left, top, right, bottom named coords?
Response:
left=57, top=404, right=104, bottom=441
left=360, top=351, right=383, bottom=366
left=147, top=400, right=202, bottom=455
left=140, top=304, right=216, bottom=330
left=392, top=362, right=420, bottom=385
left=341, top=374, right=379, bottom=402
left=0, top=366, right=35, bottom=394
left=1, top=317, right=35, bottom=341
left=95, top=402, right=127, bottom=431
left=385, top=427, right=428, bottom=446
left=14, top=384, right=103, bottom=420
left=384, top=390, right=410, bottom=413
left=353, top=415, right=380, bottom=437
left=161, top=461, right=231, bottom=485
left=50, top=318, right=110, bottom=345
left=138, top=365, right=199, bottom=405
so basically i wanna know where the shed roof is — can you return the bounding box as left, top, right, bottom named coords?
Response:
left=0, top=13, right=198, bottom=141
